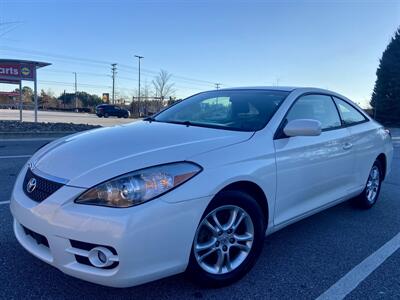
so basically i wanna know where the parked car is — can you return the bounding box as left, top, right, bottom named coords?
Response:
left=11, top=87, right=393, bottom=288
left=96, top=104, right=130, bottom=118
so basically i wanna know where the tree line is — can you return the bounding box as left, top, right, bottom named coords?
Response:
left=371, top=27, right=400, bottom=125
left=0, top=69, right=179, bottom=116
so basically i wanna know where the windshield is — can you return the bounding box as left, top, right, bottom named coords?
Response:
left=153, top=90, right=289, bottom=131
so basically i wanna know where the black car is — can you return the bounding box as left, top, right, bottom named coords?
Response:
left=96, top=104, right=130, bottom=118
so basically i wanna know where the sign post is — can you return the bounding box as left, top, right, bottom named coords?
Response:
left=0, top=59, right=51, bottom=122
left=33, top=66, right=38, bottom=122
left=19, top=80, right=22, bottom=122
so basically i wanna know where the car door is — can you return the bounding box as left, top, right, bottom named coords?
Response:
left=273, top=94, right=355, bottom=226
left=333, top=97, right=374, bottom=189
left=109, top=106, right=116, bottom=116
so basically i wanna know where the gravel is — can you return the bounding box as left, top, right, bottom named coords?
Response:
left=0, top=120, right=101, bottom=133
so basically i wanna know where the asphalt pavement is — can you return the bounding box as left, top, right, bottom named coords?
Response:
left=0, top=130, right=399, bottom=299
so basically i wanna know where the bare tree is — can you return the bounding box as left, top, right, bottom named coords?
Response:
left=152, top=69, right=175, bottom=100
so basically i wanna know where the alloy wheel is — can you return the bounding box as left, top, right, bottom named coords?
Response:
left=194, top=205, right=254, bottom=275
left=366, top=165, right=380, bottom=203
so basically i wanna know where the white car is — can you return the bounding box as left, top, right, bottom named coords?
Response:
left=11, top=87, right=393, bottom=288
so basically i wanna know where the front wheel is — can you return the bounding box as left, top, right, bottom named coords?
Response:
left=187, top=190, right=265, bottom=287
left=354, top=160, right=383, bottom=209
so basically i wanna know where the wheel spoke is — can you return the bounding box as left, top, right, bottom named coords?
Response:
left=224, top=207, right=238, bottom=230
left=232, top=211, right=245, bottom=231
left=199, top=247, right=217, bottom=261
left=225, top=251, right=232, bottom=271
left=372, top=169, right=379, bottom=180
left=204, top=219, right=218, bottom=235
left=195, top=237, right=217, bottom=252
left=211, top=211, right=223, bottom=231
left=234, top=232, right=253, bottom=242
left=215, top=249, right=224, bottom=273
left=233, top=243, right=251, bottom=253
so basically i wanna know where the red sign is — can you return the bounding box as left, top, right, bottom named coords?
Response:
left=0, top=91, right=19, bottom=97
left=0, top=63, right=35, bottom=81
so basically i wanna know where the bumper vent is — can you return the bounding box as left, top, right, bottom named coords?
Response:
left=23, top=168, right=64, bottom=203
left=22, top=225, right=49, bottom=248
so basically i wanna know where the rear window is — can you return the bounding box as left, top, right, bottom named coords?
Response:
left=333, top=97, right=367, bottom=125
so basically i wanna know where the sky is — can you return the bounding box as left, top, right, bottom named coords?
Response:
left=0, top=0, right=399, bottom=107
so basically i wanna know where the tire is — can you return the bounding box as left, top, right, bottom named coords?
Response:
left=353, top=159, right=383, bottom=209
left=97, top=114, right=103, bottom=118
left=104, top=113, right=109, bottom=118
left=123, top=114, right=128, bottom=119
left=187, top=190, right=265, bottom=287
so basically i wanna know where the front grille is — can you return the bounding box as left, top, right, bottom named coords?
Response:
left=22, top=226, right=49, bottom=248
left=23, top=168, right=64, bottom=203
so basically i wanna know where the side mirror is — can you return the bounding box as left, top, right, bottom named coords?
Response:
left=283, top=119, right=322, bottom=137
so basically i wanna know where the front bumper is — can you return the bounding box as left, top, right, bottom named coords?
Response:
left=10, top=165, right=210, bottom=287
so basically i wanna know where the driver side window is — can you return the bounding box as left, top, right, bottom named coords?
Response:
left=286, top=94, right=341, bottom=130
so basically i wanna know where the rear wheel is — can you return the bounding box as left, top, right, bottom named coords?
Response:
left=354, top=160, right=383, bottom=209
left=187, top=190, right=265, bottom=287
left=104, top=112, right=109, bottom=118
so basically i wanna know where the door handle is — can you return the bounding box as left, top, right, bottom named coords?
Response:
left=343, top=142, right=353, bottom=150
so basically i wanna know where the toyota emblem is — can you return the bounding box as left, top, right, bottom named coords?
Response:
left=27, top=178, right=37, bottom=193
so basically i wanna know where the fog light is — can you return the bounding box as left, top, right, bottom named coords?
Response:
left=98, top=251, right=107, bottom=264
left=88, top=247, right=114, bottom=268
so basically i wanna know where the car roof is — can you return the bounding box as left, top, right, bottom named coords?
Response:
left=217, top=86, right=298, bottom=92
left=215, top=86, right=340, bottom=94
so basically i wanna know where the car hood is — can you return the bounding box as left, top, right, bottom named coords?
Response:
left=31, top=121, right=253, bottom=188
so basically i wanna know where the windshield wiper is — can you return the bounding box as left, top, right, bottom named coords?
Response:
left=143, top=116, right=156, bottom=122
left=165, top=120, right=192, bottom=127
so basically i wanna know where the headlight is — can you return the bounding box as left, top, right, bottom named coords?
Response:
left=75, top=162, right=202, bottom=208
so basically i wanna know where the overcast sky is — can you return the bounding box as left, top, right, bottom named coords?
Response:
left=0, top=0, right=399, bottom=106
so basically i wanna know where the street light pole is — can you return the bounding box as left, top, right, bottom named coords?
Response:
left=111, top=63, right=117, bottom=104
left=73, top=72, right=78, bottom=111
left=134, top=55, right=144, bottom=117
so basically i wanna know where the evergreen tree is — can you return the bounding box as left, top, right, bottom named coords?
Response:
left=371, top=28, right=400, bottom=125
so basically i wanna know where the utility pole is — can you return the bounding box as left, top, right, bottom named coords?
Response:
left=215, top=83, right=221, bottom=90
left=134, top=55, right=144, bottom=117
left=73, top=72, right=78, bottom=111
left=111, top=63, right=117, bottom=104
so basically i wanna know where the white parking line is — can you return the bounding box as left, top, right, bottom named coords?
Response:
left=317, top=232, right=400, bottom=299
left=0, top=200, right=10, bottom=205
left=0, top=155, right=31, bottom=159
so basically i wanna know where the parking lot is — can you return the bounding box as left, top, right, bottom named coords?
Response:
left=0, top=109, right=136, bottom=127
left=0, top=129, right=399, bottom=299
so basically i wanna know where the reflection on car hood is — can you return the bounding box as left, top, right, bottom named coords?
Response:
left=31, top=121, right=253, bottom=188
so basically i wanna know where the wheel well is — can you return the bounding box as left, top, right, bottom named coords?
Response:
left=218, top=181, right=269, bottom=225
left=377, top=153, right=387, bottom=180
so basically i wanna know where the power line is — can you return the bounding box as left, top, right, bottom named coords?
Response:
left=0, top=46, right=226, bottom=87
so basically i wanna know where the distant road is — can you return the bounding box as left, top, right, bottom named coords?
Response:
left=0, top=109, right=137, bottom=127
